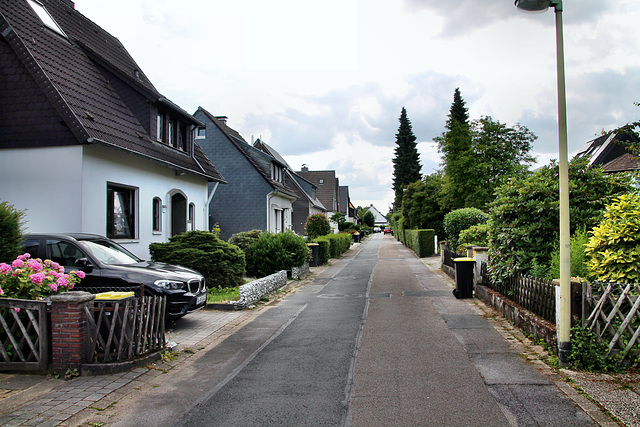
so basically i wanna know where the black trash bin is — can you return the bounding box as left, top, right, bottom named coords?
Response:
left=307, top=243, right=319, bottom=267
left=452, top=257, right=476, bottom=299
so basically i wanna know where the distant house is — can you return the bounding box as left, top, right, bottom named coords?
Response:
left=193, top=108, right=298, bottom=240
left=0, top=0, right=224, bottom=259
left=575, top=132, right=640, bottom=173
left=366, top=205, right=388, bottom=227
left=339, top=185, right=358, bottom=224
left=296, top=166, right=341, bottom=232
left=253, top=140, right=326, bottom=235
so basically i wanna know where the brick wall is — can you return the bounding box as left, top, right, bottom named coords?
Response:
left=50, top=292, right=95, bottom=373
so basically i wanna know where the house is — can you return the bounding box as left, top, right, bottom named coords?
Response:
left=193, top=108, right=298, bottom=240
left=0, top=0, right=225, bottom=259
left=366, top=205, right=388, bottom=227
left=339, top=185, right=358, bottom=224
left=575, top=132, right=640, bottom=173
left=296, top=166, right=341, bottom=232
left=253, top=140, right=326, bottom=235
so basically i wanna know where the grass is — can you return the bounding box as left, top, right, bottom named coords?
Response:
left=207, top=286, right=240, bottom=303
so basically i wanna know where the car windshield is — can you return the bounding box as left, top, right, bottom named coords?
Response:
left=81, top=239, right=141, bottom=265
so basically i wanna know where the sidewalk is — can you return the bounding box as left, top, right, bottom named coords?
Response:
left=421, top=255, right=640, bottom=427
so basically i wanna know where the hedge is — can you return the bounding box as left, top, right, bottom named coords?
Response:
left=314, top=233, right=352, bottom=263
left=404, top=229, right=436, bottom=257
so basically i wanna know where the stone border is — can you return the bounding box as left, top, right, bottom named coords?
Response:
left=237, top=270, right=288, bottom=306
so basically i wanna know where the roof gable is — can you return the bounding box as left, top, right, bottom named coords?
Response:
left=0, top=0, right=223, bottom=182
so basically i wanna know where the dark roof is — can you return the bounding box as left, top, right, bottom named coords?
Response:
left=196, top=107, right=298, bottom=199
left=0, top=0, right=223, bottom=182
left=601, top=153, right=640, bottom=173
left=296, top=169, right=338, bottom=212
left=574, top=132, right=639, bottom=173
left=288, top=171, right=326, bottom=211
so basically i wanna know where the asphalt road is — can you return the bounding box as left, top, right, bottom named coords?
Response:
left=111, top=234, right=593, bottom=426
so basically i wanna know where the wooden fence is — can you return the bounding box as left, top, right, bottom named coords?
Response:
left=84, top=294, right=166, bottom=363
left=0, top=298, right=49, bottom=371
left=481, top=263, right=556, bottom=323
left=585, top=282, right=640, bottom=364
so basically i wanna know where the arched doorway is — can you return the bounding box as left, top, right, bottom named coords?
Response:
left=171, top=193, right=187, bottom=236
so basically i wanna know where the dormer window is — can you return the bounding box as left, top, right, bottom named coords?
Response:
left=271, top=163, right=284, bottom=183
left=156, top=109, right=191, bottom=153
left=26, top=0, right=67, bottom=38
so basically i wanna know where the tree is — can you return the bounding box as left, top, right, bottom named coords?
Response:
left=401, top=173, right=446, bottom=237
left=0, top=201, right=26, bottom=263
left=464, top=116, right=536, bottom=208
left=392, top=108, right=422, bottom=210
left=488, top=157, right=635, bottom=281
left=305, top=213, right=331, bottom=239
left=436, top=88, right=473, bottom=211
left=362, top=210, right=375, bottom=227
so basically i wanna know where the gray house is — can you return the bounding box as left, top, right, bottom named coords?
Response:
left=575, top=132, right=640, bottom=173
left=254, top=140, right=326, bottom=235
left=193, top=108, right=298, bottom=240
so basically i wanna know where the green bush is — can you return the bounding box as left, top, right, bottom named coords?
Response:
left=0, top=201, right=26, bottom=263
left=488, top=158, right=634, bottom=282
left=547, top=227, right=590, bottom=280
left=456, top=223, right=490, bottom=253
left=149, top=231, right=245, bottom=289
left=585, top=194, right=640, bottom=283
left=305, top=214, right=331, bottom=239
left=569, top=325, right=622, bottom=372
left=315, top=239, right=330, bottom=265
left=405, top=229, right=435, bottom=257
left=228, top=229, right=263, bottom=253
left=443, top=207, right=489, bottom=250
left=245, top=231, right=309, bottom=277
left=315, top=233, right=351, bottom=259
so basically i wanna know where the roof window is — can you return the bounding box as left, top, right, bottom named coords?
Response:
left=26, top=0, right=67, bottom=37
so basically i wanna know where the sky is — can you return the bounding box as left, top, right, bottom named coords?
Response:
left=72, top=0, right=640, bottom=214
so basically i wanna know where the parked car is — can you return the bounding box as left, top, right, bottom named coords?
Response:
left=373, top=227, right=381, bottom=233
left=384, top=227, right=393, bottom=234
left=22, top=233, right=207, bottom=320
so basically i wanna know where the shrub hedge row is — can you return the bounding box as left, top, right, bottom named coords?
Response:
left=314, top=233, right=352, bottom=264
left=404, top=229, right=436, bottom=257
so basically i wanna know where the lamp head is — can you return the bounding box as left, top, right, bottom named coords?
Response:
left=514, top=0, right=551, bottom=13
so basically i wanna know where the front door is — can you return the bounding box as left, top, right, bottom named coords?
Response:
left=171, top=193, right=187, bottom=236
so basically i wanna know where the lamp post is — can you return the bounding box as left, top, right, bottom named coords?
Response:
left=514, top=0, right=571, bottom=365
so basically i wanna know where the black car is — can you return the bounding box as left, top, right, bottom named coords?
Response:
left=22, top=233, right=207, bottom=320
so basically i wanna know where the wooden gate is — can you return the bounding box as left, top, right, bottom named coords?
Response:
left=585, top=282, right=640, bottom=364
left=84, top=295, right=166, bottom=363
left=0, top=298, right=49, bottom=371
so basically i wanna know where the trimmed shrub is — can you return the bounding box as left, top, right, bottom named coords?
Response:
left=315, top=239, right=330, bottom=265
left=456, top=223, right=490, bottom=253
left=405, top=229, right=435, bottom=257
left=443, top=207, right=489, bottom=250
left=315, top=233, right=351, bottom=259
left=547, top=227, right=590, bottom=280
left=245, top=231, right=309, bottom=277
left=0, top=201, right=26, bottom=263
left=585, top=194, right=640, bottom=283
left=149, top=231, right=245, bottom=289
left=305, top=214, right=331, bottom=239
left=228, top=229, right=263, bottom=253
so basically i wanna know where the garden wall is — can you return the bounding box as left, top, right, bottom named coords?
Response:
left=237, top=270, right=288, bottom=306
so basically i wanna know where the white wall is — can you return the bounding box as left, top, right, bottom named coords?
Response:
left=0, top=146, right=84, bottom=232
left=267, top=191, right=295, bottom=233
left=0, top=145, right=211, bottom=260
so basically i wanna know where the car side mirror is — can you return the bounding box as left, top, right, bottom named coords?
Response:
left=75, top=258, right=93, bottom=269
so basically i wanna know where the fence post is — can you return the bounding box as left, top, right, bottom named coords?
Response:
left=471, top=247, right=489, bottom=285
left=50, top=291, right=95, bottom=373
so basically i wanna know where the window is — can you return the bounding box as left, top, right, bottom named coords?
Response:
left=156, top=113, right=165, bottom=142
left=107, top=183, right=137, bottom=239
left=271, top=163, right=284, bottom=183
left=46, top=240, right=87, bottom=269
left=26, top=0, right=66, bottom=37
left=152, top=197, right=162, bottom=232
left=195, top=127, right=206, bottom=139
left=319, top=179, right=324, bottom=185
left=168, top=119, right=175, bottom=147
left=188, top=203, right=195, bottom=231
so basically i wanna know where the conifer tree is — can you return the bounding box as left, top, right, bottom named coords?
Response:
left=392, top=107, right=421, bottom=210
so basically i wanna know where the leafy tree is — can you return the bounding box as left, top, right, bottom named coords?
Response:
left=0, top=201, right=26, bottom=263
left=465, top=116, right=536, bottom=208
left=401, top=173, right=446, bottom=237
left=331, top=212, right=347, bottom=230
left=305, top=213, right=330, bottom=239
left=488, top=158, right=635, bottom=281
left=443, top=207, right=489, bottom=250
left=392, top=107, right=422, bottom=210
left=245, top=231, right=309, bottom=277
left=585, top=194, right=640, bottom=283
left=362, top=210, right=375, bottom=227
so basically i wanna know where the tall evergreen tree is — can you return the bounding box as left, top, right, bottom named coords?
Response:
left=392, top=107, right=422, bottom=210
left=436, top=88, right=473, bottom=211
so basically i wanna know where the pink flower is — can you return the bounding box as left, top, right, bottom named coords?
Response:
left=56, top=275, right=69, bottom=288
left=58, top=266, right=65, bottom=274
left=0, top=263, right=11, bottom=275
left=0, top=288, right=3, bottom=295
left=48, top=282, right=58, bottom=292
left=14, top=308, right=20, bottom=313
left=17, top=253, right=30, bottom=261
left=12, top=259, right=24, bottom=268
left=30, top=273, right=46, bottom=285
left=47, top=270, right=59, bottom=278
left=75, top=270, right=86, bottom=279
left=27, top=259, right=43, bottom=272
left=50, top=261, right=60, bottom=271
left=12, top=269, right=23, bottom=277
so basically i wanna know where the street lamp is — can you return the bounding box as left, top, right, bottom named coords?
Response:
left=514, top=0, right=571, bottom=365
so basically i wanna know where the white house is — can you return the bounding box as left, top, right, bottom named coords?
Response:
left=0, top=0, right=225, bottom=259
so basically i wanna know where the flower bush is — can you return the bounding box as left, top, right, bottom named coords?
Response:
left=0, top=253, right=84, bottom=300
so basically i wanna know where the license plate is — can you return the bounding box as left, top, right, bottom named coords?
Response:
left=196, top=294, right=206, bottom=305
